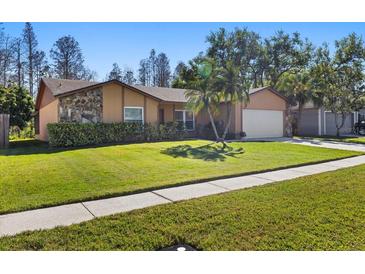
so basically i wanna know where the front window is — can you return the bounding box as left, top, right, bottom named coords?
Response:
left=124, top=107, right=144, bottom=124
left=174, top=110, right=195, bottom=130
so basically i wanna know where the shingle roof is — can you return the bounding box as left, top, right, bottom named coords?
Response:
left=131, top=85, right=187, bottom=103
left=40, top=78, right=285, bottom=104
left=40, top=77, right=188, bottom=102
left=248, top=86, right=270, bottom=94
left=42, top=78, right=98, bottom=96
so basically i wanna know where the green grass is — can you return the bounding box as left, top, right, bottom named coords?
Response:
left=1, top=164, right=365, bottom=251
left=0, top=139, right=362, bottom=214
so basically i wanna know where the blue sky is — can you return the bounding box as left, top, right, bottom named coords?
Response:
left=3, top=22, right=365, bottom=80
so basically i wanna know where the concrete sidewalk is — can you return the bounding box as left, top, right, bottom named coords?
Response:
left=1, top=154, right=365, bottom=237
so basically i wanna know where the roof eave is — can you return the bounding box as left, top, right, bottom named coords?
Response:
left=35, top=78, right=47, bottom=111
left=250, top=86, right=289, bottom=102
left=54, top=79, right=163, bottom=102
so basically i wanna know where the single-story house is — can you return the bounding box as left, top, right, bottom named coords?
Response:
left=35, top=78, right=289, bottom=141
left=291, top=101, right=365, bottom=136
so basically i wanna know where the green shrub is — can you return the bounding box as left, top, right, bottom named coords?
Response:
left=47, top=122, right=186, bottom=147
left=9, top=122, right=35, bottom=140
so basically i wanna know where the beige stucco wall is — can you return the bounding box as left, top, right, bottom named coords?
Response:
left=195, top=103, right=236, bottom=133
left=194, top=88, right=287, bottom=135
left=37, top=99, right=59, bottom=141
left=195, top=108, right=210, bottom=126
left=40, top=86, right=56, bottom=108
left=36, top=86, right=59, bottom=141
left=234, top=90, right=287, bottom=134
left=145, top=97, right=159, bottom=123
left=246, top=90, right=286, bottom=111
left=159, top=103, right=185, bottom=123
left=160, top=104, right=174, bottom=122
left=124, top=88, right=144, bottom=107
left=102, top=83, right=160, bottom=124
left=103, top=83, right=123, bottom=122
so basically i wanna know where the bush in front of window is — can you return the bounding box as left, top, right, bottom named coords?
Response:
left=47, top=122, right=186, bottom=147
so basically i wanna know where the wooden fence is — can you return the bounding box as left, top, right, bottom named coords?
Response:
left=0, top=114, right=10, bottom=149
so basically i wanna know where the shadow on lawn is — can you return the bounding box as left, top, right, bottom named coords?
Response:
left=1, top=138, right=204, bottom=156
left=1, top=139, right=139, bottom=156
left=161, top=143, right=244, bottom=162
left=0, top=139, right=59, bottom=156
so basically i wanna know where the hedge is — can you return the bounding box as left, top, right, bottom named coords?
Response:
left=47, top=122, right=186, bottom=147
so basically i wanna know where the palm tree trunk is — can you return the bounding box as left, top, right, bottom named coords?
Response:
left=222, top=102, right=233, bottom=141
left=207, top=107, right=220, bottom=141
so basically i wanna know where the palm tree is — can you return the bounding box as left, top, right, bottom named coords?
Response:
left=276, top=71, right=315, bottom=134
left=185, top=59, right=221, bottom=141
left=212, top=61, right=250, bottom=142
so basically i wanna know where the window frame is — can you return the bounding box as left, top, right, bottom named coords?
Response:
left=175, top=109, right=195, bottom=131
left=124, top=106, right=144, bottom=124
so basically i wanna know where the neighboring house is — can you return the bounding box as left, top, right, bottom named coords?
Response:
left=35, top=78, right=289, bottom=141
left=291, top=101, right=365, bottom=136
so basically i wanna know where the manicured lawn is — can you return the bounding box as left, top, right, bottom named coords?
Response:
left=0, top=139, right=362, bottom=214
left=1, top=164, right=365, bottom=251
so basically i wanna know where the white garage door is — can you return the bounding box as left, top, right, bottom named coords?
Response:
left=242, top=109, right=284, bottom=138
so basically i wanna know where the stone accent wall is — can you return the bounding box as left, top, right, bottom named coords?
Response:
left=59, top=88, right=103, bottom=123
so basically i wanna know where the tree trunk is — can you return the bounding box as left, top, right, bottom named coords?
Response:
left=334, top=112, right=346, bottom=137
left=222, top=102, right=233, bottom=141
left=207, top=107, right=220, bottom=141
left=28, top=41, right=33, bottom=97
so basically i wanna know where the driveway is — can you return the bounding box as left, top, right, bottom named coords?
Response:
left=243, top=137, right=365, bottom=153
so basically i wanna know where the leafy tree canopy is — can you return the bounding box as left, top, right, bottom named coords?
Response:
left=0, top=85, right=34, bottom=129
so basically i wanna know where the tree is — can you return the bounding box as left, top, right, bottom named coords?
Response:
left=211, top=60, right=250, bottom=142
left=172, top=61, right=188, bottom=88
left=22, top=22, right=38, bottom=97
left=206, top=28, right=314, bottom=89
left=264, top=31, right=313, bottom=87
left=173, top=61, right=187, bottom=78
left=138, top=58, right=150, bottom=86
left=232, top=28, right=266, bottom=88
left=276, top=71, right=314, bottom=133
left=138, top=49, right=172, bottom=86
left=0, top=84, right=34, bottom=129
left=206, top=28, right=235, bottom=68
left=33, top=50, right=48, bottom=88
left=108, top=63, right=123, bottom=81
left=11, top=38, right=25, bottom=87
left=79, top=67, right=98, bottom=82
left=185, top=58, right=221, bottom=140
left=172, top=55, right=206, bottom=88
left=312, top=34, right=365, bottom=136
left=50, top=35, right=85, bottom=80
left=156, top=52, right=171, bottom=87
left=122, top=68, right=136, bottom=85
left=149, top=49, right=157, bottom=86
left=0, top=35, right=14, bottom=86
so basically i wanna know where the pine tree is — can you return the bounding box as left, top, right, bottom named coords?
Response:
left=107, top=63, right=122, bottom=81
left=156, top=52, right=171, bottom=87
left=50, top=35, right=85, bottom=80
left=22, top=22, right=38, bottom=97
left=122, top=68, right=136, bottom=85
